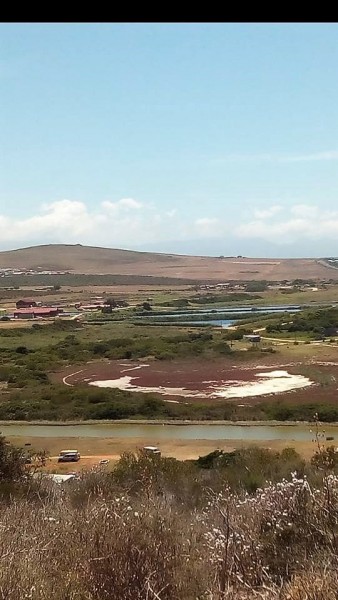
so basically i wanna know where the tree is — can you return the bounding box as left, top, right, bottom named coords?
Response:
left=0, top=436, right=48, bottom=482
left=142, top=302, right=152, bottom=311
left=245, top=281, right=268, bottom=292
left=105, top=298, right=117, bottom=308
left=15, top=346, right=29, bottom=354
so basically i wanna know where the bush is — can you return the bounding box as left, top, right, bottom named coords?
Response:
left=15, top=346, right=29, bottom=354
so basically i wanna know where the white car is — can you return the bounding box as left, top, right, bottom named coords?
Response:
left=143, top=446, right=161, bottom=456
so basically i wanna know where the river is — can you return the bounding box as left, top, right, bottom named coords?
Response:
left=0, top=423, right=336, bottom=442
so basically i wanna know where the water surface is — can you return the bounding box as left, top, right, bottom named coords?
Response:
left=1, top=423, right=336, bottom=442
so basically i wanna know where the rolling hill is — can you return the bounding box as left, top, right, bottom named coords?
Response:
left=0, top=244, right=337, bottom=281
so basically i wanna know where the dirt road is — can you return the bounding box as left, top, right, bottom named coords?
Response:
left=14, top=436, right=329, bottom=473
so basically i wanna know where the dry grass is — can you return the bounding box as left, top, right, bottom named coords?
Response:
left=0, top=320, right=38, bottom=330
left=0, top=450, right=336, bottom=599
left=0, top=244, right=337, bottom=280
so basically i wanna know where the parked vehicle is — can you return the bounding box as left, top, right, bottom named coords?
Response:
left=57, top=450, right=80, bottom=463
left=143, top=446, right=161, bottom=456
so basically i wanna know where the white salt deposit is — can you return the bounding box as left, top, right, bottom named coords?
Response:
left=89, top=369, right=313, bottom=400
left=89, top=376, right=203, bottom=398
left=256, top=370, right=291, bottom=378
left=213, top=370, right=312, bottom=399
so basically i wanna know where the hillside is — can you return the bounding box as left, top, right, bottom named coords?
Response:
left=0, top=244, right=337, bottom=281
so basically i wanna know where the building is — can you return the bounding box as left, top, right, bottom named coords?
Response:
left=77, top=304, right=105, bottom=311
left=16, top=299, right=38, bottom=309
left=13, top=307, right=63, bottom=319
left=243, top=334, right=261, bottom=343
left=46, top=474, right=76, bottom=485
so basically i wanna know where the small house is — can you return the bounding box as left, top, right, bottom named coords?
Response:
left=16, top=299, right=37, bottom=309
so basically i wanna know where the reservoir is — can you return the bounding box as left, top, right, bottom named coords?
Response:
left=135, top=304, right=303, bottom=327
left=143, top=305, right=302, bottom=316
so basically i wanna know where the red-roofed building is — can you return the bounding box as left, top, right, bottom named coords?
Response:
left=14, top=307, right=63, bottom=319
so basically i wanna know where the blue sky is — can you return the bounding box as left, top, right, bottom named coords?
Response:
left=1, top=23, right=338, bottom=256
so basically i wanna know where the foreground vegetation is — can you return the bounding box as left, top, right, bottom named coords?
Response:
left=0, top=434, right=337, bottom=599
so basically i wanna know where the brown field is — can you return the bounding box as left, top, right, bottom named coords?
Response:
left=0, top=244, right=337, bottom=280
left=54, top=356, right=338, bottom=406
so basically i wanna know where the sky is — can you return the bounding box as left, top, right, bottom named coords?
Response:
left=1, top=23, right=338, bottom=257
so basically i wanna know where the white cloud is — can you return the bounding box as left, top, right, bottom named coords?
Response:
left=0, top=199, right=224, bottom=248
left=101, top=198, right=143, bottom=215
left=0, top=200, right=97, bottom=242
left=282, top=151, right=338, bottom=163
left=253, top=205, right=282, bottom=219
left=194, top=217, right=223, bottom=238
left=236, top=204, right=338, bottom=243
left=0, top=199, right=153, bottom=247
left=215, top=150, right=338, bottom=164
left=3, top=198, right=337, bottom=251
left=195, top=217, right=218, bottom=226
left=117, top=198, right=143, bottom=209
left=289, top=204, right=318, bottom=219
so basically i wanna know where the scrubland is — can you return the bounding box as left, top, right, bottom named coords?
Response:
left=2, top=318, right=338, bottom=422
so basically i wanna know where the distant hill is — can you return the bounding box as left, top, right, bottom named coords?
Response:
left=0, top=244, right=336, bottom=281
